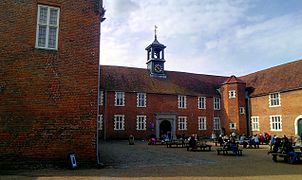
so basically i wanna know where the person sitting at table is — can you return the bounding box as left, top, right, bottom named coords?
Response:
left=189, top=135, right=197, bottom=150
left=239, top=134, right=248, bottom=148
left=229, top=135, right=238, bottom=154
left=218, top=134, right=223, bottom=146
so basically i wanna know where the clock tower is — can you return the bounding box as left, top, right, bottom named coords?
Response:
left=145, top=26, right=166, bottom=78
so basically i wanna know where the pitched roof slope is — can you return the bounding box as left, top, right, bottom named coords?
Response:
left=100, top=65, right=228, bottom=96
left=222, top=75, right=245, bottom=84
left=240, top=59, right=302, bottom=97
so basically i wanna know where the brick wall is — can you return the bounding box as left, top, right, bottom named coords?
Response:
left=249, top=89, right=302, bottom=137
left=100, top=91, right=223, bottom=139
left=0, top=0, right=102, bottom=162
left=220, top=82, right=247, bottom=136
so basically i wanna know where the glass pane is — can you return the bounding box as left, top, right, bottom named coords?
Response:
left=38, top=25, right=46, bottom=47
left=39, top=7, right=48, bottom=24
left=48, top=27, right=57, bottom=48
left=49, top=9, right=58, bottom=25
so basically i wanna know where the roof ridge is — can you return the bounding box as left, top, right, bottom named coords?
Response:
left=100, top=65, right=229, bottom=78
left=240, top=58, right=302, bottom=78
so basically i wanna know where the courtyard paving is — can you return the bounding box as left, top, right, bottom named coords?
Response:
left=1, top=140, right=302, bottom=179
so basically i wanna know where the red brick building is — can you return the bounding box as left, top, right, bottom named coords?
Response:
left=241, top=60, right=302, bottom=138
left=0, top=0, right=105, bottom=163
left=99, top=35, right=302, bottom=140
left=99, top=36, right=248, bottom=140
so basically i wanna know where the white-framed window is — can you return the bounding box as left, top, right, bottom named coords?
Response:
left=36, top=5, right=60, bottom=50
left=213, top=117, right=220, bottom=130
left=251, top=116, right=259, bottom=131
left=239, top=107, right=245, bottom=115
left=115, top=92, right=125, bottom=106
left=269, top=92, right=281, bottom=107
left=137, top=93, right=146, bottom=107
left=198, top=96, right=206, bottom=109
left=270, top=115, right=282, bottom=131
left=98, top=90, right=104, bottom=106
left=229, top=122, right=236, bottom=129
left=214, top=97, right=220, bottom=110
left=178, top=116, right=187, bottom=130
left=97, top=114, right=103, bottom=130
left=178, top=95, right=187, bottom=109
left=229, top=90, right=236, bottom=99
left=198, top=116, right=207, bottom=130
left=114, top=115, right=125, bottom=130
left=136, top=115, right=146, bottom=130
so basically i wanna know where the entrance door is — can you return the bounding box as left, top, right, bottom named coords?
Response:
left=298, top=119, right=302, bottom=137
left=160, top=120, right=171, bottom=139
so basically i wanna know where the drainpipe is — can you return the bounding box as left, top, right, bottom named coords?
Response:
left=104, top=90, right=108, bottom=140
left=97, top=1, right=106, bottom=166
left=96, top=67, right=101, bottom=165
left=246, top=91, right=251, bottom=136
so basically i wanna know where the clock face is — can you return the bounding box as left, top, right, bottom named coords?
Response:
left=154, top=64, right=163, bottom=73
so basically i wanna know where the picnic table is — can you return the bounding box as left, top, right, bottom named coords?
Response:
left=216, top=142, right=243, bottom=156
left=268, top=145, right=302, bottom=164
left=269, top=151, right=302, bottom=164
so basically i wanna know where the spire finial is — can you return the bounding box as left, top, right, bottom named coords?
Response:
left=154, top=25, right=158, bottom=40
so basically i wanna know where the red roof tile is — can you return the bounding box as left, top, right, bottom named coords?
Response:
left=222, top=75, right=245, bottom=84
left=240, top=59, right=302, bottom=97
left=100, top=66, right=228, bottom=96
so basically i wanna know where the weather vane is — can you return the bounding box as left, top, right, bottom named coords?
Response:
left=154, top=25, right=158, bottom=39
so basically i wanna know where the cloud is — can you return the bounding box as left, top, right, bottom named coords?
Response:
left=101, top=0, right=302, bottom=76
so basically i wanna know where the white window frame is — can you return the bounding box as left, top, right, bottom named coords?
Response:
left=36, top=5, right=60, bottom=50
left=198, top=96, right=206, bottom=109
left=269, top=92, right=281, bottom=107
left=178, top=95, right=187, bottom=109
left=136, top=115, right=146, bottom=130
left=115, top=92, right=125, bottom=106
left=99, top=90, right=104, bottom=106
left=214, top=97, right=221, bottom=110
left=114, top=115, right=125, bottom=130
left=270, top=115, right=282, bottom=131
left=229, top=122, right=236, bottom=130
left=198, top=116, right=207, bottom=130
left=251, top=116, right=259, bottom=131
left=213, top=117, right=221, bottom=130
left=229, top=90, right=236, bottom=99
left=178, top=116, right=187, bottom=130
left=239, top=107, right=245, bottom=115
left=97, top=114, right=103, bottom=130
left=137, top=93, right=146, bottom=107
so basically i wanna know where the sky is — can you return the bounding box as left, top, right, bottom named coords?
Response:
left=101, top=0, right=302, bottom=76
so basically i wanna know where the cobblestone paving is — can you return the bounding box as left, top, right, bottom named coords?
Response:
left=100, top=140, right=243, bottom=169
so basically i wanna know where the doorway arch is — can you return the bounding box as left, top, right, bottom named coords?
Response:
left=294, top=115, right=302, bottom=136
left=160, top=120, right=171, bottom=138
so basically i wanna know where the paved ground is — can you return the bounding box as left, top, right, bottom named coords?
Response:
left=1, top=140, right=302, bottom=179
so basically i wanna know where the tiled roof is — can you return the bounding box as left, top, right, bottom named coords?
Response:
left=100, top=66, right=228, bottom=96
left=240, top=59, right=302, bottom=97
left=222, top=75, right=245, bottom=85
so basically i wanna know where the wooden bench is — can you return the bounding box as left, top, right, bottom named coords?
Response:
left=187, top=144, right=212, bottom=151
left=217, top=148, right=243, bottom=156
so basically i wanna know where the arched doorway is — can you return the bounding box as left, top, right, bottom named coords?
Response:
left=294, top=115, right=302, bottom=137
left=160, top=120, right=171, bottom=138
left=298, top=119, right=302, bottom=137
